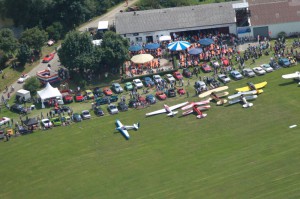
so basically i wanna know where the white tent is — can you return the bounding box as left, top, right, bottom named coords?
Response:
left=37, top=82, right=62, bottom=108
left=159, top=35, right=171, bottom=42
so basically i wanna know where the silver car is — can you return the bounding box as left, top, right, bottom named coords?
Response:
left=242, top=68, right=256, bottom=77
left=217, top=74, right=231, bottom=84
left=107, top=104, right=119, bottom=114
left=81, top=110, right=91, bottom=119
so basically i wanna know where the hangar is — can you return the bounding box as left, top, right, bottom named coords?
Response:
left=115, top=1, right=239, bottom=43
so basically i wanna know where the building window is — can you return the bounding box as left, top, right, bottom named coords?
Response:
left=124, top=34, right=126, bottom=37
left=136, top=37, right=142, bottom=42
left=133, top=33, right=139, bottom=36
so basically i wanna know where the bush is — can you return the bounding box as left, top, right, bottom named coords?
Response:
left=23, top=77, right=40, bottom=95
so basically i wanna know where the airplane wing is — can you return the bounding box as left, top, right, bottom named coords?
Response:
left=181, top=103, right=195, bottom=110
left=254, top=81, right=267, bottom=89
left=116, top=119, right=123, bottom=128
left=228, top=90, right=257, bottom=99
left=117, top=128, right=130, bottom=140
left=181, top=100, right=209, bottom=110
left=194, top=100, right=210, bottom=106
left=145, top=108, right=167, bottom=116
left=199, top=86, right=228, bottom=98
left=282, top=72, right=300, bottom=79
left=235, top=86, right=250, bottom=92
left=169, top=102, right=189, bottom=111
left=182, top=109, right=194, bottom=116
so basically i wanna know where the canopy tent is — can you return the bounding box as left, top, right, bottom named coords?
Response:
left=131, top=54, right=154, bottom=64
left=23, top=118, right=38, bottom=127
left=188, top=48, right=203, bottom=55
left=168, top=41, right=191, bottom=51
left=144, top=43, right=160, bottom=50
left=159, top=35, right=171, bottom=42
left=198, top=38, right=214, bottom=46
left=129, top=45, right=143, bottom=52
left=37, top=82, right=62, bottom=108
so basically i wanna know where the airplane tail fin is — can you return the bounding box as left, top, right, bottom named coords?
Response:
left=133, top=122, right=140, bottom=130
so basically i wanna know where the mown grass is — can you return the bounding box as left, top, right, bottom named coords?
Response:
left=1, top=55, right=300, bottom=198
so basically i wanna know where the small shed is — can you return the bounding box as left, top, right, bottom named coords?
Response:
left=16, top=89, right=31, bottom=102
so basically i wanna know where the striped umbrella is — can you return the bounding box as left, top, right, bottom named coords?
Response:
left=167, top=41, right=191, bottom=51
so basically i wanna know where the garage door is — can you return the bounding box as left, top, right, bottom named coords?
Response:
left=253, top=26, right=269, bottom=39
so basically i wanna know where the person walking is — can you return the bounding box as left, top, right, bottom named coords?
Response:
left=186, top=91, right=189, bottom=98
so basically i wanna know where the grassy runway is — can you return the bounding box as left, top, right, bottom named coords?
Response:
left=1, top=63, right=300, bottom=198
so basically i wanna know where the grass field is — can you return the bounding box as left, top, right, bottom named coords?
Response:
left=1, top=57, right=300, bottom=198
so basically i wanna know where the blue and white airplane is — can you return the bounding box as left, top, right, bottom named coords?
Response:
left=115, top=119, right=140, bottom=140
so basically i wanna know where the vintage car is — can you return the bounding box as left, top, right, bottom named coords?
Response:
left=230, top=70, right=244, bottom=80
left=253, top=67, right=266, bottom=75
left=107, top=104, right=119, bottom=114
left=177, top=88, right=186, bottom=95
left=173, top=71, right=183, bottom=80
left=17, top=74, right=30, bottom=83
left=42, top=53, right=55, bottom=63
left=156, top=91, right=167, bottom=100
left=103, top=87, right=113, bottom=96
left=201, top=63, right=212, bottom=73
left=81, top=110, right=91, bottom=119
left=111, top=83, right=124, bottom=93
left=217, top=74, right=231, bottom=84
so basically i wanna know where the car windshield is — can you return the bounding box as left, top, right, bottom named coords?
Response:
left=110, top=105, right=116, bottom=109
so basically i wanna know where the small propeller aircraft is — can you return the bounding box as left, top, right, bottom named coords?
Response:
left=115, top=119, right=140, bottom=140
left=181, top=100, right=210, bottom=118
left=199, top=86, right=228, bottom=98
left=282, top=71, right=300, bottom=84
left=145, top=102, right=189, bottom=117
left=235, top=81, right=267, bottom=94
left=228, top=93, right=257, bottom=108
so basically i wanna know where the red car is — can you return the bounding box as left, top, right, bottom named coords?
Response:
left=177, top=88, right=186, bottom=95
left=201, top=63, right=212, bottom=73
left=138, top=96, right=146, bottom=103
left=42, top=53, right=55, bottom=63
left=221, top=57, right=229, bottom=66
left=103, top=87, right=113, bottom=96
left=173, top=71, right=183, bottom=80
left=75, top=93, right=84, bottom=102
left=156, top=91, right=167, bottom=100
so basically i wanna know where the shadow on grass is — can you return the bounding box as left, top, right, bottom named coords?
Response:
left=278, top=81, right=298, bottom=86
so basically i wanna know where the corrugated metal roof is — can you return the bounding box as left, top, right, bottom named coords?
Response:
left=116, top=2, right=238, bottom=34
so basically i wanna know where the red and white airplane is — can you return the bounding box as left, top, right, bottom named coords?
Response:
left=181, top=100, right=211, bottom=119
left=145, top=102, right=189, bottom=117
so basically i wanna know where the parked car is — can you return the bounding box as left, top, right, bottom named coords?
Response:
left=194, top=81, right=207, bottom=90
left=242, top=68, right=256, bottom=77
left=260, top=64, right=274, bottom=72
left=42, top=53, right=55, bottom=63
left=10, top=104, right=27, bottom=114
left=278, top=57, right=291, bottom=67
left=133, top=79, right=143, bottom=89
left=75, top=93, right=84, bottom=102
left=94, top=106, right=104, bottom=116
left=0, top=117, right=10, bottom=126
left=85, top=90, right=94, bottom=99
left=146, top=94, right=156, bottom=104
left=156, top=91, right=167, bottom=100
left=269, top=60, right=280, bottom=70
left=17, top=74, right=30, bottom=83
left=201, top=63, right=212, bottom=73
left=61, top=116, right=71, bottom=124
left=153, top=75, right=163, bottom=84
left=182, top=68, right=192, bottom=78
left=221, top=57, right=229, bottom=66
left=165, top=88, right=176, bottom=97
left=118, top=102, right=128, bottom=112
left=230, top=70, right=244, bottom=80
left=61, top=90, right=73, bottom=103
left=107, top=104, right=119, bottom=114
left=143, top=77, right=155, bottom=87
left=60, top=106, right=72, bottom=113
left=177, top=88, right=186, bottom=95
left=111, top=83, right=124, bottom=93
left=217, top=74, right=231, bottom=84
left=173, top=71, right=183, bottom=80
left=253, top=67, right=266, bottom=75
left=81, top=110, right=91, bottom=119
left=51, top=117, right=62, bottom=126
left=165, top=74, right=175, bottom=83
left=103, top=87, right=113, bottom=96
left=93, top=87, right=104, bottom=97
left=124, top=82, right=134, bottom=91
left=95, top=95, right=118, bottom=105
left=72, top=113, right=82, bottom=122
left=41, top=119, right=53, bottom=128
left=16, top=125, right=32, bottom=135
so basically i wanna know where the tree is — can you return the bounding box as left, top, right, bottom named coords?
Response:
left=101, top=31, right=129, bottom=70
left=58, top=31, right=94, bottom=72
left=17, top=44, right=32, bottom=66
left=23, top=77, right=40, bottom=95
left=19, top=27, right=48, bottom=52
left=0, top=28, right=19, bottom=57
left=46, top=22, right=64, bottom=41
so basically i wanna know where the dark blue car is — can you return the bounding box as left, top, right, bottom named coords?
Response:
left=146, top=94, right=156, bottom=104
left=278, top=58, right=291, bottom=67
left=143, top=77, right=155, bottom=87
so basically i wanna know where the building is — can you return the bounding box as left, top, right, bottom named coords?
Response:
left=248, top=0, right=300, bottom=39
left=115, top=2, right=239, bottom=43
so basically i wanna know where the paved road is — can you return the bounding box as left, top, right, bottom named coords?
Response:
left=0, top=0, right=138, bottom=100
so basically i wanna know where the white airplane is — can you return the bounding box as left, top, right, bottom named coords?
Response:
left=228, top=94, right=257, bottom=108
left=145, top=101, right=189, bottom=117
left=282, top=71, right=300, bottom=84
left=115, top=119, right=140, bottom=140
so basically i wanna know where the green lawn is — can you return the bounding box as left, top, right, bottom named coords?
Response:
left=1, top=58, right=300, bottom=198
